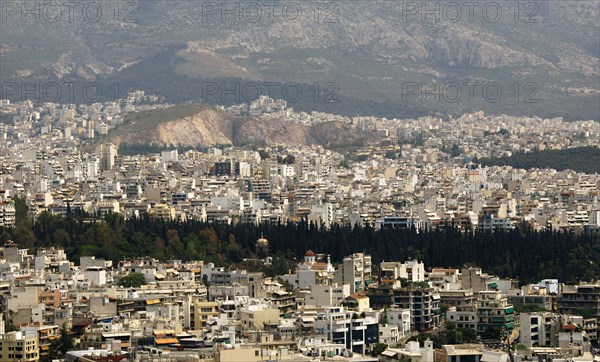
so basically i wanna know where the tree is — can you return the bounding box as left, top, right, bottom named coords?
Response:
left=445, top=321, right=461, bottom=344
left=381, top=308, right=389, bottom=325
left=226, top=234, right=243, bottom=263
left=278, top=277, right=294, bottom=292
left=267, top=255, right=292, bottom=277
left=457, top=328, right=477, bottom=343
left=576, top=307, right=596, bottom=319
left=13, top=197, right=30, bottom=224
left=482, top=326, right=502, bottom=340
left=166, top=229, right=184, bottom=258
left=440, top=304, right=450, bottom=317
left=446, top=321, right=456, bottom=331
left=44, top=324, right=75, bottom=361
left=58, top=324, right=74, bottom=356
left=202, top=274, right=210, bottom=287
left=408, top=332, right=444, bottom=348
left=4, top=320, right=17, bottom=332
left=13, top=224, right=36, bottom=249
left=154, top=236, right=165, bottom=258
left=199, top=227, right=219, bottom=256
left=0, top=229, right=10, bottom=243
left=514, top=304, right=547, bottom=313
left=53, top=229, right=71, bottom=244
left=371, top=343, right=388, bottom=356
left=118, top=272, right=147, bottom=288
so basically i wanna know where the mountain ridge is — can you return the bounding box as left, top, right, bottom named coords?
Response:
left=2, top=0, right=598, bottom=120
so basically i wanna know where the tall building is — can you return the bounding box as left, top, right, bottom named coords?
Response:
left=519, top=312, right=558, bottom=348
left=316, top=306, right=379, bottom=355
left=557, top=285, right=600, bottom=344
left=476, top=290, right=515, bottom=336
left=519, top=313, right=589, bottom=352
left=392, top=286, right=441, bottom=332
left=334, top=253, right=373, bottom=294
left=0, top=201, right=16, bottom=228
left=97, top=143, right=117, bottom=172
left=0, top=330, right=39, bottom=361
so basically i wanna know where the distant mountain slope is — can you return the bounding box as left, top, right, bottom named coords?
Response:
left=96, top=105, right=376, bottom=149
left=2, top=0, right=598, bottom=120
left=478, top=146, right=600, bottom=173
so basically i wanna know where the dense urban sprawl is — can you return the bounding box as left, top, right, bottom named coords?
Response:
left=0, top=94, right=599, bottom=361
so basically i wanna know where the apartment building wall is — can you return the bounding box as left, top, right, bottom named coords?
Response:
left=333, top=253, right=372, bottom=294
left=305, top=284, right=350, bottom=307
left=392, top=287, right=440, bottom=332
left=476, top=291, right=515, bottom=335
left=0, top=331, right=39, bottom=362
left=557, top=285, right=600, bottom=344
left=193, top=301, right=219, bottom=330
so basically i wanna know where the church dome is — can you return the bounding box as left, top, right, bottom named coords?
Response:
left=257, top=234, right=268, bottom=246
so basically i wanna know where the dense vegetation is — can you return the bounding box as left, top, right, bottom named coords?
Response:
left=1, top=201, right=599, bottom=284
left=478, top=146, right=600, bottom=174
left=118, top=272, right=147, bottom=288
left=408, top=321, right=479, bottom=348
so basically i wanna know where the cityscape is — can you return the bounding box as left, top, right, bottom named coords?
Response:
left=0, top=0, right=599, bottom=361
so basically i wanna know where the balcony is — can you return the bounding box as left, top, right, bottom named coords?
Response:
left=491, top=317, right=508, bottom=324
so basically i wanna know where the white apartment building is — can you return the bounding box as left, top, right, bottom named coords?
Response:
left=333, top=253, right=372, bottom=294
left=380, top=260, right=425, bottom=283
left=0, top=201, right=15, bottom=228
left=386, top=307, right=412, bottom=337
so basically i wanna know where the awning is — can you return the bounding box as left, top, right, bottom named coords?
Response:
left=381, top=350, right=398, bottom=358
left=155, top=337, right=178, bottom=345
left=154, top=273, right=165, bottom=280
left=102, top=332, right=131, bottom=339
left=146, top=299, right=161, bottom=305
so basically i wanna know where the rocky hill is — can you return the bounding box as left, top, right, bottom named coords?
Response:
left=100, top=105, right=375, bottom=149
